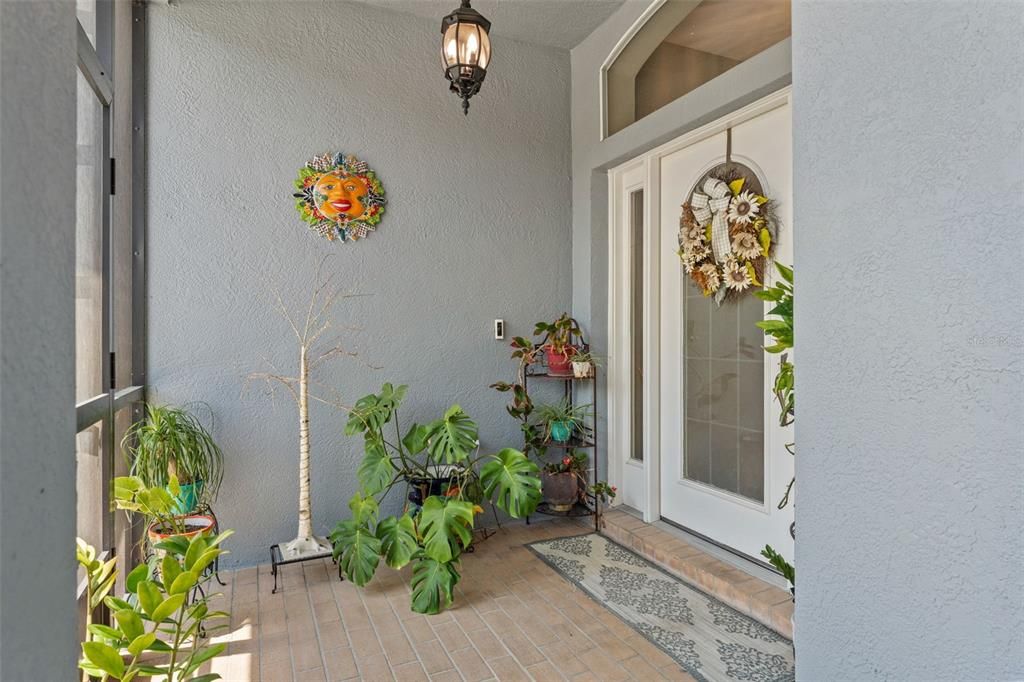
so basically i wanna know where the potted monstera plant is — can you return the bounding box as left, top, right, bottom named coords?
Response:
left=330, top=383, right=541, bottom=614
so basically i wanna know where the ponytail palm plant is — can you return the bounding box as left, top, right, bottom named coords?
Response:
left=122, top=404, right=224, bottom=512
left=330, top=383, right=541, bottom=614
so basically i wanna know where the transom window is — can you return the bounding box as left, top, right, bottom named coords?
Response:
left=605, top=0, right=791, bottom=137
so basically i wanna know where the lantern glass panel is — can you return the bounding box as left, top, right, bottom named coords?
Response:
left=442, top=21, right=490, bottom=70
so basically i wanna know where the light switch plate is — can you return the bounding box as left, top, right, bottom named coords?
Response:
left=494, top=319, right=504, bottom=340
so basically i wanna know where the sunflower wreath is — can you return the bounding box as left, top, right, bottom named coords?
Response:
left=678, top=162, right=778, bottom=304
left=293, top=152, right=386, bottom=242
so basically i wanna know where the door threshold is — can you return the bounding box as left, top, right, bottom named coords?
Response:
left=619, top=505, right=786, bottom=588
left=602, top=506, right=794, bottom=638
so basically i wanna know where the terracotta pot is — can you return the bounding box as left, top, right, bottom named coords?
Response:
left=545, top=346, right=576, bottom=376
left=147, top=514, right=215, bottom=546
left=542, top=472, right=579, bottom=512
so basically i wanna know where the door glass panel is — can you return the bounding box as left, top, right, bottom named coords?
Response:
left=76, top=70, right=104, bottom=402
left=606, top=0, right=791, bottom=136
left=630, top=189, right=644, bottom=461
left=683, top=285, right=764, bottom=502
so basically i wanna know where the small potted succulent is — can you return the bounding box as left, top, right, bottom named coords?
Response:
left=570, top=350, right=601, bottom=379
left=535, top=398, right=593, bottom=444
left=122, top=403, right=224, bottom=515
left=534, top=313, right=583, bottom=376
left=542, top=449, right=588, bottom=512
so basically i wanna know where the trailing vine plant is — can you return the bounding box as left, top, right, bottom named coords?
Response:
left=490, top=314, right=584, bottom=457
left=490, top=336, right=544, bottom=456
left=755, top=262, right=795, bottom=592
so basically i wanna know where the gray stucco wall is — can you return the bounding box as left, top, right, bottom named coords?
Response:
left=793, top=1, right=1024, bottom=679
left=147, top=1, right=572, bottom=567
left=0, top=1, right=78, bottom=678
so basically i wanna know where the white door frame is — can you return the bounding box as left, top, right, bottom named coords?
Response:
left=607, top=86, right=792, bottom=524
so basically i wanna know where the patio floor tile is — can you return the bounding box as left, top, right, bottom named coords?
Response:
left=206, top=518, right=698, bottom=681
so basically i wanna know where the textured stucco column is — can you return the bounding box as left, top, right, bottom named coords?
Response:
left=792, top=1, right=1023, bottom=679
left=0, top=1, right=78, bottom=678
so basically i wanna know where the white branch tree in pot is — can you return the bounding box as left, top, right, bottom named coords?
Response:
left=247, top=256, right=365, bottom=559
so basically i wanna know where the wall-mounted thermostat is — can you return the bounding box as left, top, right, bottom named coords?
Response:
left=494, top=319, right=505, bottom=340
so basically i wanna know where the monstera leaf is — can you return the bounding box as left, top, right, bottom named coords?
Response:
left=418, top=496, right=474, bottom=563
left=345, top=383, right=407, bottom=435
left=410, top=556, right=461, bottom=615
left=426, top=405, right=478, bottom=464
left=358, top=437, right=396, bottom=495
left=480, top=448, right=541, bottom=518
left=402, top=423, right=431, bottom=456
left=348, top=491, right=379, bottom=525
left=330, top=519, right=381, bottom=586
left=376, top=514, right=419, bottom=569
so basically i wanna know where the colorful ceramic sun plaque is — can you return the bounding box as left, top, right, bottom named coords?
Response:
left=293, top=153, right=386, bottom=242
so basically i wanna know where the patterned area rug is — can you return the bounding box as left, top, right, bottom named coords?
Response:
left=527, top=533, right=794, bottom=682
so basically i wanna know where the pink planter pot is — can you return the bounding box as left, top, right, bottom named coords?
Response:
left=545, top=346, right=576, bottom=376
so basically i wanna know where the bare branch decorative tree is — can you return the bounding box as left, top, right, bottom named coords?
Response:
left=247, top=256, right=362, bottom=559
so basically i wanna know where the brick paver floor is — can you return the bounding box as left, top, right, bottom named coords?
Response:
left=204, top=519, right=695, bottom=681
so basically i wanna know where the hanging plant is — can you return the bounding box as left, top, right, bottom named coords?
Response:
left=293, top=152, right=386, bottom=243
left=677, top=162, right=779, bottom=304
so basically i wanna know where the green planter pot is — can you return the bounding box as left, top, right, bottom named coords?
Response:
left=549, top=420, right=572, bottom=443
left=170, top=480, right=204, bottom=515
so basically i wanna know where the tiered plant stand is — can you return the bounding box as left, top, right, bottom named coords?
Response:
left=525, top=350, right=601, bottom=532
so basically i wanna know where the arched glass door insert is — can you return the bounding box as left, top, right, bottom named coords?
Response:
left=605, top=0, right=791, bottom=137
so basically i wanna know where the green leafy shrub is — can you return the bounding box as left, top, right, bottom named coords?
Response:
left=77, top=530, right=232, bottom=681
left=755, top=263, right=795, bottom=590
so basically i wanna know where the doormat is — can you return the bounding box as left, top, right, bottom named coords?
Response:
left=527, top=533, right=794, bottom=682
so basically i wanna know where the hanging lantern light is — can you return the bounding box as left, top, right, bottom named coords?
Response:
left=441, top=0, right=491, bottom=115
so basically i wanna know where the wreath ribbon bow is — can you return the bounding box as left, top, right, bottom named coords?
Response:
left=690, top=177, right=733, bottom=264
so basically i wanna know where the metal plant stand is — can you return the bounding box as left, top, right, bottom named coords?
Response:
left=524, top=336, right=602, bottom=532
left=269, top=543, right=340, bottom=594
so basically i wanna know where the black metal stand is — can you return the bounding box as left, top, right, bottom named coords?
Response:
left=269, top=543, right=339, bottom=594
left=524, top=341, right=602, bottom=532
left=194, top=503, right=225, bottom=586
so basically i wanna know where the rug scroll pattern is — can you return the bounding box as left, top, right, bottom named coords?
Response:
left=528, top=533, right=794, bottom=682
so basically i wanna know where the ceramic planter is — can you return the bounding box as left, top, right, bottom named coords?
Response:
left=405, top=465, right=462, bottom=508
left=146, top=514, right=216, bottom=547
left=571, top=361, right=593, bottom=378
left=542, top=472, right=579, bottom=512
left=545, top=346, right=576, bottom=376
left=171, top=480, right=204, bottom=515
left=548, top=420, right=572, bottom=443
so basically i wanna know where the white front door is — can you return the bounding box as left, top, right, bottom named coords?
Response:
left=658, top=100, right=794, bottom=560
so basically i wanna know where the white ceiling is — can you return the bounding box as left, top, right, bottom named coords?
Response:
left=353, top=0, right=626, bottom=50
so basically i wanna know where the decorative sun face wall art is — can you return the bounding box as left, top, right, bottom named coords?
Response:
left=677, top=161, right=779, bottom=305
left=293, top=152, right=386, bottom=242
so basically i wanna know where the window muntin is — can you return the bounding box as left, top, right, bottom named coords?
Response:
left=682, top=286, right=765, bottom=503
